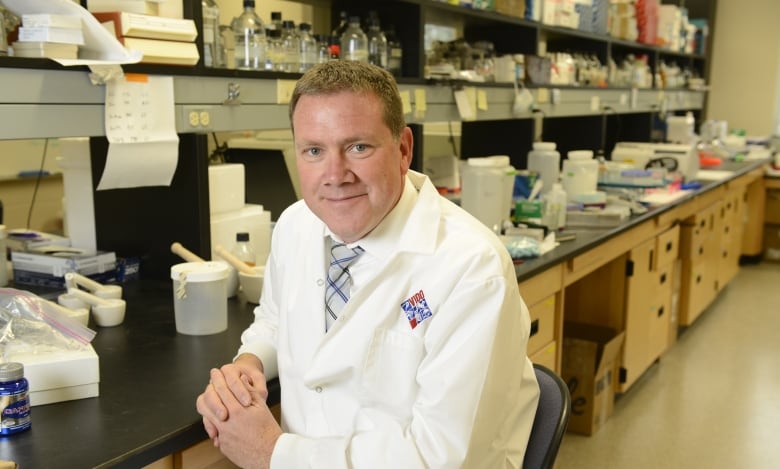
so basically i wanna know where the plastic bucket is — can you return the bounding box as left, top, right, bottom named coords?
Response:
left=171, top=262, right=229, bottom=335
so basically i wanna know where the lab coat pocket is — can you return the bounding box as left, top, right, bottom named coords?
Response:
left=361, top=328, right=424, bottom=417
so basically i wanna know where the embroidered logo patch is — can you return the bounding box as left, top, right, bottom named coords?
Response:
left=401, top=290, right=433, bottom=329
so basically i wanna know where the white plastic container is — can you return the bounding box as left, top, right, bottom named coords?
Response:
left=208, top=163, right=246, bottom=214
left=527, top=142, right=560, bottom=195
left=542, top=183, right=567, bottom=231
left=171, top=262, right=229, bottom=335
left=460, top=156, right=516, bottom=232
left=561, top=150, right=599, bottom=201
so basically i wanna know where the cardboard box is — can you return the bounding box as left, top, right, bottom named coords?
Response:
left=495, top=0, right=526, bottom=19
left=6, top=344, right=99, bottom=406
left=11, top=248, right=117, bottom=288
left=561, top=322, right=625, bottom=435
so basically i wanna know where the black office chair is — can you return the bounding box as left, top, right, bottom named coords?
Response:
left=522, top=364, right=571, bottom=469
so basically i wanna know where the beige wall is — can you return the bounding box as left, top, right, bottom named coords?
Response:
left=707, top=0, right=780, bottom=136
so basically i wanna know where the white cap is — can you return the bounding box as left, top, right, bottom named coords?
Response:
left=467, top=155, right=511, bottom=167
left=533, top=142, right=557, bottom=151
left=567, top=150, right=594, bottom=160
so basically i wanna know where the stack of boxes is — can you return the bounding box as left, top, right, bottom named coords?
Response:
left=92, top=10, right=199, bottom=65
left=12, top=13, right=84, bottom=60
left=635, top=0, right=658, bottom=46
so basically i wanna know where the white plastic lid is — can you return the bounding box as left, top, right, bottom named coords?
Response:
left=467, top=155, right=511, bottom=167
left=567, top=150, right=594, bottom=160
left=171, top=261, right=229, bottom=282
left=533, top=142, right=557, bottom=151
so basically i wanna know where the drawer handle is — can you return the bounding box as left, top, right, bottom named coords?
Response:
left=699, top=246, right=704, bottom=256
left=660, top=272, right=667, bottom=284
left=658, top=306, right=665, bottom=317
left=529, top=319, right=539, bottom=338
left=696, top=274, right=702, bottom=284
left=666, top=241, right=673, bottom=252
left=723, top=250, right=728, bottom=258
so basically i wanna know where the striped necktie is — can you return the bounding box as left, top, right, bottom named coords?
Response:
left=325, top=241, right=364, bottom=331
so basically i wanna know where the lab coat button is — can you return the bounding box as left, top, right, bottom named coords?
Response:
left=315, top=386, right=323, bottom=393
left=316, top=279, right=324, bottom=286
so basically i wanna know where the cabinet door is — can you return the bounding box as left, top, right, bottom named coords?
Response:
left=620, top=237, right=657, bottom=392
left=650, top=262, right=673, bottom=358
left=718, top=189, right=744, bottom=289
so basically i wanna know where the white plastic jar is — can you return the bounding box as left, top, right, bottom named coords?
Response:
left=561, top=150, right=598, bottom=201
left=527, top=142, right=560, bottom=195
left=171, top=262, right=229, bottom=335
left=460, top=156, right=516, bottom=232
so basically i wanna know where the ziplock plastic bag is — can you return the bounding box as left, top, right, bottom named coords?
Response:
left=0, top=288, right=96, bottom=357
left=503, top=235, right=541, bottom=260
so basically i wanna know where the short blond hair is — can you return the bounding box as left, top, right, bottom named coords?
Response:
left=289, top=61, right=406, bottom=139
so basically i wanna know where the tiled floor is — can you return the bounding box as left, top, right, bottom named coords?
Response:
left=556, top=262, right=780, bottom=468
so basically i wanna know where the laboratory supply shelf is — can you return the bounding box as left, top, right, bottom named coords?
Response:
left=0, top=62, right=705, bottom=140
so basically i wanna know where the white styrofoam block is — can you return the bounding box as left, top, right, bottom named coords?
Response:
left=208, top=163, right=246, bottom=215
left=6, top=344, right=99, bottom=406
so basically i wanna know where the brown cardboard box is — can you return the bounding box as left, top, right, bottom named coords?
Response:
left=495, top=0, right=526, bottom=19
left=561, top=322, right=625, bottom=435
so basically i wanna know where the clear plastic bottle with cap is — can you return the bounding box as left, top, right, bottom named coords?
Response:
left=527, top=142, right=561, bottom=195
left=280, top=20, right=300, bottom=73
left=340, top=16, right=368, bottom=63
left=366, top=15, right=388, bottom=68
left=201, top=0, right=224, bottom=67
left=232, top=232, right=256, bottom=267
left=542, top=182, right=567, bottom=231
left=298, top=23, right=317, bottom=72
left=232, top=0, right=266, bottom=70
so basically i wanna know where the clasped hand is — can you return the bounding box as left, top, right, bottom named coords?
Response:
left=196, top=353, right=281, bottom=469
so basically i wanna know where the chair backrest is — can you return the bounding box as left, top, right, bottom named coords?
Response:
left=522, top=364, right=571, bottom=469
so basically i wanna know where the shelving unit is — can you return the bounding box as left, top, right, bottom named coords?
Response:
left=0, top=0, right=713, bottom=274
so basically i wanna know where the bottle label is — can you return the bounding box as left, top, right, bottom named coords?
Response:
left=0, top=389, right=31, bottom=435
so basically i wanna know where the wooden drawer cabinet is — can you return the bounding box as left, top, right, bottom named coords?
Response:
left=527, top=295, right=555, bottom=355
left=655, top=224, right=680, bottom=269
left=529, top=341, right=557, bottom=371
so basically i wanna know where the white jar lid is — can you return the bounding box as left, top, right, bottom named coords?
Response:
left=567, top=150, right=594, bottom=160
left=467, top=155, right=511, bottom=167
left=533, top=142, right=556, bottom=151
left=171, top=261, right=228, bottom=282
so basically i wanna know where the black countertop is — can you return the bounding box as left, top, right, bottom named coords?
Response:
left=513, top=159, right=769, bottom=281
left=0, top=159, right=767, bottom=468
left=0, top=280, right=279, bottom=469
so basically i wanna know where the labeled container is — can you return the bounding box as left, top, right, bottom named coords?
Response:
left=561, top=150, right=598, bottom=201
left=527, top=142, right=560, bottom=195
left=171, top=262, right=229, bottom=335
left=461, top=155, right=516, bottom=233
left=0, top=362, right=31, bottom=435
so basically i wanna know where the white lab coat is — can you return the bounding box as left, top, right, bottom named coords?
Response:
left=238, top=171, right=539, bottom=468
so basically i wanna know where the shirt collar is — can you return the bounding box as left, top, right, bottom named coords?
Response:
left=322, top=173, right=419, bottom=259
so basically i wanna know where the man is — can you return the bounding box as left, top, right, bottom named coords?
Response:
left=196, top=61, right=539, bottom=469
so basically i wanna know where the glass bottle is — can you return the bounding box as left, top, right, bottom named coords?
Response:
left=201, top=0, right=223, bottom=67
left=265, top=28, right=284, bottom=71
left=340, top=16, right=368, bottom=63
left=232, top=232, right=256, bottom=267
left=298, top=22, right=317, bottom=72
left=280, top=20, right=300, bottom=73
left=314, top=34, right=330, bottom=64
left=232, top=0, right=266, bottom=70
left=384, top=24, right=403, bottom=76
left=367, top=18, right=388, bottom=68
left=332, top=10, right=349, bottom=40
left=269, top=11, right=282, bottom=32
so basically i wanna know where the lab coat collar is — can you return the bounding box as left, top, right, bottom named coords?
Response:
left=322, top=171, right=441, bottom=262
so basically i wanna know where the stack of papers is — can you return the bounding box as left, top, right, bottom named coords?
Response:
left=13, top=13, right=84, bottom=59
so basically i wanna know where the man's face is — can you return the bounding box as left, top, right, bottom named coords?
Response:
left=292, top=91, right=413, bottom=243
